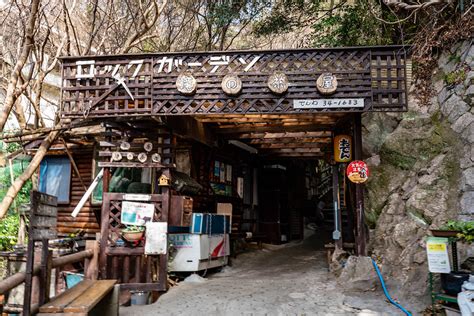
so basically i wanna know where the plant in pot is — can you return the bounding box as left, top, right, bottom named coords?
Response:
left=432, top=220, right=474, bottom=243
left=432, top=220, right=474, bottom=296
left=121, top=225, right=145, bottom=242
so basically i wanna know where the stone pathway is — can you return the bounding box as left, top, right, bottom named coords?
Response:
left=121, top=234, right=403, bottom=316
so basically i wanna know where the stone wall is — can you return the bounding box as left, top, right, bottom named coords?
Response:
left=363, top=40, right=473, bottom=309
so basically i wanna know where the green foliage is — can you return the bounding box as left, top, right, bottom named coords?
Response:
left=0, top=214, right=19, bottom=251
left=444, top=69, right=467, bottom=86
left=122, top=225, right=145, bottom=233
left=0, top=141, right=32, bottom=251
left=440, top=220, right=474, bottom=243
left=254, top=0, right=396, bottom=47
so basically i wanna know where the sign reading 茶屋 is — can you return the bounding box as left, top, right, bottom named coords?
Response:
left=293, top=98, right=364, bottom=109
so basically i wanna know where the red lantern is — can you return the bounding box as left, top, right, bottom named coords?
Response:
left=347, top=160, right=370, bottom=184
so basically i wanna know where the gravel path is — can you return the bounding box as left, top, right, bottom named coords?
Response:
left=121, top=233, right=403, bottom=316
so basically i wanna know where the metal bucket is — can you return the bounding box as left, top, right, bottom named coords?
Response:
left=130, top=291, right=149, bottom=305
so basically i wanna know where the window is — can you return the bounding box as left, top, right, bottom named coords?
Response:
left=39, top=156, right=72, bottom=204
left=91, top=166, right=153, bottom=205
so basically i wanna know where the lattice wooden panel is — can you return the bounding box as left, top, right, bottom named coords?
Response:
left=104, top=196, right=163, bottom=246
left=60, top=46, right=408, bottom=118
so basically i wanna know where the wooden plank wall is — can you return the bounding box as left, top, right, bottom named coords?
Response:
left=57, top=147, right=100, bottom=237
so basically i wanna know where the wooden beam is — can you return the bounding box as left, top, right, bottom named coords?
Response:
left=232, top=131, right=332, bottom=139
left=249, top=137, right=331, bottom=144
left=165, top=116, right=216, bottom=147
left=258, top=147, right=322, bottom=153
left=215, top=124, right=334, bottom=135
left=257, top=143, right=329, bottom=149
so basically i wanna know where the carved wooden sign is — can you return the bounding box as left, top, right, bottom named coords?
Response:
left=176, top=73, right=197, bottom=95
left=267, top=72, right=289, bottom=94
left=316, top=72, right=337, bottom=95
left=222, top=74, right=242, bottom=95
left=30, top=191, right=58, bottom=240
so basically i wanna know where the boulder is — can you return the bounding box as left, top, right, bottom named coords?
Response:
left=338, top=256, right=378, bottom=291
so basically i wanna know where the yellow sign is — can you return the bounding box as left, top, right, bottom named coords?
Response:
left=334, top=135, right=352, bottom=162
left=427, top=243, right=447, bottom=252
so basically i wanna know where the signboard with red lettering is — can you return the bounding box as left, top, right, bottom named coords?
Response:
left=347, top=160, right=370, bottom=183
left=334, top=135, right=352, bottom=162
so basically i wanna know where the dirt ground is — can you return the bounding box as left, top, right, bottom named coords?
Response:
left=121, top=232, right=407, bottom=316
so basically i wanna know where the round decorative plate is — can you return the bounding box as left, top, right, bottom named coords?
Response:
left=152, top=153, right=162, bottom=163
left=138, top=153, right=148, bottom=163
left=112, top=152, right=122, bottom=161
left=144, top=142, right=153, bottom=152
left=120, top=142, right=130, bottom=151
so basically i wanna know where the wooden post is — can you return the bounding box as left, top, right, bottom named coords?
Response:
left=38, top=241, right=52, bottom=306
left=85, top=240, right=99, bottom=280
left=159, top=168, right=170, bottom=290
left=353, top=113, right=367, bottom=256
left=23, top=236, right=35, bottom=315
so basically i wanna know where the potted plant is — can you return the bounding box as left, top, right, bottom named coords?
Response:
left=121, top=225, right=145, bottom=242
left=431, top=220, right=474, bottom=243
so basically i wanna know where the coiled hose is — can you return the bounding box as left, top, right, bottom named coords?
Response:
left=371, top=258, right=412, bottom=316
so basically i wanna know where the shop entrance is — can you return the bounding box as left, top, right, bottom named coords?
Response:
left=58, top=45, right=409, bottom=290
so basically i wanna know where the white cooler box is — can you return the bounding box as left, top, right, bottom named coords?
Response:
left=168, top=233, right=230, bottom=272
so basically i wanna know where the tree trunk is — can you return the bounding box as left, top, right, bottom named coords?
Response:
left=0, top=0, right=41, bottom=132
left=0, top=130, right=59, bottom=219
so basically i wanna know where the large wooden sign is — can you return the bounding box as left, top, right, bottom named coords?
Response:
left=30, top=191, right=58, bottom=240
left=60, top=46, right=409, bottom=118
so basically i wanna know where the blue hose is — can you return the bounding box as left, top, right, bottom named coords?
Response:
left=371, top=258, right=412, bottom=316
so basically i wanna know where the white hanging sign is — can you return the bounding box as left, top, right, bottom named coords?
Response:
left=145, top=222, right=168, bottom=255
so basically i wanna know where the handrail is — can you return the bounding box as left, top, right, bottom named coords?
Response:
left=0, top=249, right=93, bottom=294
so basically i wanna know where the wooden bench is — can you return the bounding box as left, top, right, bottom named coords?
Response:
left=38, top=279, right=118, bottom=316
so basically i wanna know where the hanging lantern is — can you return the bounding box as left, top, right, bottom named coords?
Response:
left=347, top=160, right=370, bottom=184
left=334, top=135, right=352, bottom=163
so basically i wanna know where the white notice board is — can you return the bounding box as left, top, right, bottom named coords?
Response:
left=426, top=237, right=451, bottom=273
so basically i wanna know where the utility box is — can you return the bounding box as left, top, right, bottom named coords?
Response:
left=168, top=234, right=229, bottom=272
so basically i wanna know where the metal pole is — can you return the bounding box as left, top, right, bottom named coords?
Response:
left=332, top=165, right=342, bottom=248
left=353, top=113, right=367, bottom=256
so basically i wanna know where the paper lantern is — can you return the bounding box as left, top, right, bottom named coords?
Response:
left=334, top=135, right=352, bottom=162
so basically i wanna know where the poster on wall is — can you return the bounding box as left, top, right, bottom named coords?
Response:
left=121, top=201, right=155, bottom=226
left=426, top=237, right=451, bottom=273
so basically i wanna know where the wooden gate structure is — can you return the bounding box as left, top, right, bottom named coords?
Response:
left=59, top=45, right=410, bottom=286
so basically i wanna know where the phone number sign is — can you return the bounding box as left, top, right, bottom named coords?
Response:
left=293, top=98, right=365, bottom=109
